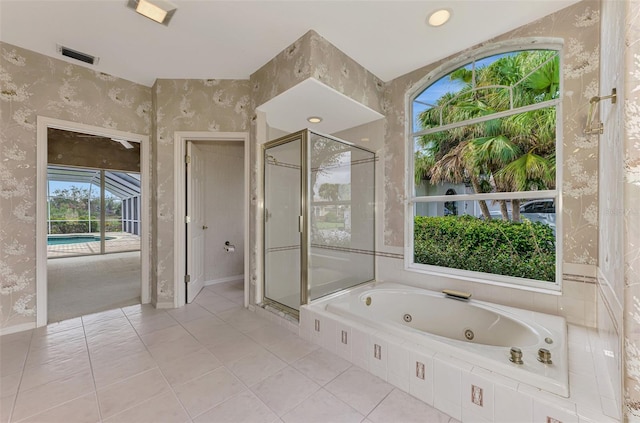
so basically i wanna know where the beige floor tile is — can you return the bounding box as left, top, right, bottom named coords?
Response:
left=207, top=333, right=264, bottom=364
left=92, top=349, right=158, bottom=390
left=158, top=348, right=222, bottom=386
left=88, top=335, right=148, bottom=363
left=18, top=393, right=100, bottom=423
left=96, top=368, right=171, bottom=419
left=251, top=367, right=320, bottom=416
left=0, top=394, right=15, bottom=423
left=32, top=318, right=82, bottom=337
left=147, top=334, right=203, bottom=365
left=0, top=372, right=21, bottom=398
left=245, top=323, right=298, bottom=347
left=166, top=303, right=213, bottom=324
left=217, top=308, right=271, bottom=333
left=25, top=336, right=88, bottom=368
left=0, top=330, right=32, bottom=345
left=292, top=348, right=351, bottom=386
left=193, top=390, right=277, bottom=423
left=127, top=312, right=178, bottom=335
left=282, top=388, right=364, bottom=423
left=368, top=389, right=451, bottom=423
left=180, top=317, right=229, bottom=344
left=325, top=366, right=393, bottom=416
left=84, top=318, right=137, bottom=342
left=12, top=369, right=94, bottom=422
left=207, top=279, right=243, bottom=296
left=227, top=347, right=287, bottom=386
left=198, top=297, right=242, bottom=315
left=121, top=303, right=165, bottom=318
left=138, top=324, right=193, bottom=348
left=29, top=326, right=86, bottom=351
left=185, top=321, right=241, bottom=347
left=20, top=350, right=91, bottom=391
left=103, top=391, right=189, bottom=423
left=0, top=343, right=29, bottom=378
left=82, top=308, right=126, bottom=326
left=265, top=336, right=319, bottom=364
left=173, top=367, right=246, bottom=418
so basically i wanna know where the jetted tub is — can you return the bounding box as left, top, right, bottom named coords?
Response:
left=320, top=282, right=568, bottom=397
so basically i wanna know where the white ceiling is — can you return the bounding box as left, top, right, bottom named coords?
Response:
left=0, top=0, right=580, bottom=87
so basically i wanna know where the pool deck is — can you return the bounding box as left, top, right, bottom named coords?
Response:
left=47, top=232, right=141, bottom=258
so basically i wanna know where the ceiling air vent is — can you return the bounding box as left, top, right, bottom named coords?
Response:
left=56, top=44, right=99, bottom=65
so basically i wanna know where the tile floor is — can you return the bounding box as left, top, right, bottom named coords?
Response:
left=0, top=280, right=457, bottom=423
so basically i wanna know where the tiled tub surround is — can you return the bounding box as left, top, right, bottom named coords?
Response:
left=322, top=283, right=568, bottom=397
left=301, top=283, right=618, bottom=422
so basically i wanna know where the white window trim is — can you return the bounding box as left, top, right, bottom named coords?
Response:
left=404, top=38, right=564, bottom=293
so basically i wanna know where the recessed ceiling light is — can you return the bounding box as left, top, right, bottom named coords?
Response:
left=427, top=9, right=451, bottom=27
left=307, top=116, right=323, bottom=124
left=361, top=137, right=370, bottom=142
left=127, top=0, right=177, bottom=25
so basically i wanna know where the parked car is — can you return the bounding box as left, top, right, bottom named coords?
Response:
left=486, top=199, right=556, bottom=233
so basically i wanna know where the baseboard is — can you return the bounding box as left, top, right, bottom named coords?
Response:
left=0, top=321, right=37, bottom=336
left=204, top=275, right=244, bottom=286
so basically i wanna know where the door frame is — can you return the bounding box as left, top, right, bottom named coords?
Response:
left=173, top=131, right=250, bottom=308
left=36, top=116, right=151, bottom=327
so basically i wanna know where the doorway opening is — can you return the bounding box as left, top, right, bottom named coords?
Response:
left=174, top=132, right=250, bottom=308
left=36, top=117, right=150, bottom=327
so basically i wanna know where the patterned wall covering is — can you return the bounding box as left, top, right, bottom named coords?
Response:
left=248, top=30, right=385, bottom=304
left=153, top=79, right=251, bottom=304
left=623, top=0, right=640, bottom=418
left=0, top=42, right=151, bottom=329
left=382, top=1, right=601, bottom=270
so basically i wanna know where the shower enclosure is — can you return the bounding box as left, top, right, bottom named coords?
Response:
left=263, top=129, right=375, bottom=316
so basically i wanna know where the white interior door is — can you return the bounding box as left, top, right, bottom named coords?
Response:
left=186, top=141, right=206, bottom=303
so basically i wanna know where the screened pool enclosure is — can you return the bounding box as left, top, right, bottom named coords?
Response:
left=47, top=165, right=141, bottom=258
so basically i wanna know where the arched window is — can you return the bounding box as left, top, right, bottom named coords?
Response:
left=409, top=45, right=561, bottom=289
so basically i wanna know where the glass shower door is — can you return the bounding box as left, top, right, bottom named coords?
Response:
left=263, top=135, right=303, bottom=312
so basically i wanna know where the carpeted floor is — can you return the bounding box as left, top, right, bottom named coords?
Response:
left=47, top=251, right=141, bottom=323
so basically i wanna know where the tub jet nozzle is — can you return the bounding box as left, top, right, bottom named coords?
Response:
left=509, top=347, right=524, bottom=364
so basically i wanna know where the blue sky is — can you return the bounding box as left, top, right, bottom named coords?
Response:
left=412, top=52, right=514, bottom=132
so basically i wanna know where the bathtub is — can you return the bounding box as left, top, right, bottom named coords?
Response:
left=316, top=282, right=568, bottom=397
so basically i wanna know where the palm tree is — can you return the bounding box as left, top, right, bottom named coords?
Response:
left=414, top=50, right=558, bottom=222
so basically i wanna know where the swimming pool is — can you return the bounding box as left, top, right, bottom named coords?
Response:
left=47, top=235, right=115, bottom=245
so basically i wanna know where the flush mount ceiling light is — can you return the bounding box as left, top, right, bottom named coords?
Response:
left=427, top=9, right=451, bottom=27
left=126, top=0, right=177, bottom=25
left=307, top=116, right=323, bottom=124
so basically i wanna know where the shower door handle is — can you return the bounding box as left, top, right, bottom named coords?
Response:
left=298, top=216, right=303, bottom=233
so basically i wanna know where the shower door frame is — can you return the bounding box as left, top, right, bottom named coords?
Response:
left=262, top=131, right=309, bottom=317
left=262, top=129, right=376, bottom=317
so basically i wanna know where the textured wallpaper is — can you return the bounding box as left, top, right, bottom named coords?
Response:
left=0, top=42, right=151, bottom=329
left=623, top=0, right=640, bottom=418
left=153, top=79, right=251, bottom=304
left=248, top=30, right=385, bottom=304
left=382, top=1, right=601, bottom=269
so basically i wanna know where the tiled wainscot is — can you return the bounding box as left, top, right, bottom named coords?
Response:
left=300, top=304, right=617, bottom=423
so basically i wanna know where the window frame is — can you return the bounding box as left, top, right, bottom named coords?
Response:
left=404, top=39, right=564, bottom=292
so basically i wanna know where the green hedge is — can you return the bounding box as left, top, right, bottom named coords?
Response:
left=414, top=215, right=555, bottom=282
